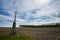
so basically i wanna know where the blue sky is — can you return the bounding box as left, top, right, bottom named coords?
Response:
left=0, top=0, right=60, bottom=27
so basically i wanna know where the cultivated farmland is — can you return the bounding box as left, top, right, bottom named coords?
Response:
left=0, top=27, right=60, bottom=40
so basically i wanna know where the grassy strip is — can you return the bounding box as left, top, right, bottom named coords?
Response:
left=0, top=34, right=34, bottom=40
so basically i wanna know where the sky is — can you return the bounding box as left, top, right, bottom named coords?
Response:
left=0, top=0, right=60, bottom=27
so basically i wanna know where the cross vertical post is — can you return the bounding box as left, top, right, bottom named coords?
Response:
left=10, top=11, right=17, bottom=35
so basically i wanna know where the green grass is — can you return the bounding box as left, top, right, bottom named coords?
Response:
left=0, top=34, right=34, bottom=40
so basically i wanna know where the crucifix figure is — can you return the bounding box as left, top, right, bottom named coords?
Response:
left=10, top=11, right=17, bottom=35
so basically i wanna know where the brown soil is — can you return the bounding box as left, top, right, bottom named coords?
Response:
left=0, top=27, right=60, bottom=40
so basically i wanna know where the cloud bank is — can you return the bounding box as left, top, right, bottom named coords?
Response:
left=0, top=0, right=60, bottom=27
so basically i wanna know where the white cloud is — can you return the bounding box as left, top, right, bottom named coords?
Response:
left=0, top=14, right=27, bottom=27
left=0, top=14, right=13, bottom=21
left=0, top=0, right=60, bottom=27
left=16, top=0, right=54, bottom=14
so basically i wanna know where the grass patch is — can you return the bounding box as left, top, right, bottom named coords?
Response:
left=0, top=34, right=34, bottom=40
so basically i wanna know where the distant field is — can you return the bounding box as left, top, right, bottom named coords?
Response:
left=0, top=27, right=60, bottom=40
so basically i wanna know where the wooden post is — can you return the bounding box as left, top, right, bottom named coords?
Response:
left=10, top=11, right=17, bottom=35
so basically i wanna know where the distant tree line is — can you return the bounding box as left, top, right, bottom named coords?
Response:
left=19, top=23, right=60, bottom=28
